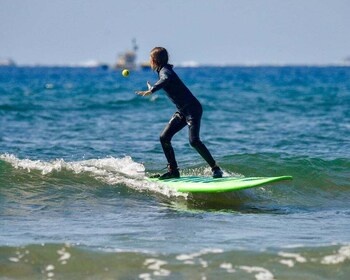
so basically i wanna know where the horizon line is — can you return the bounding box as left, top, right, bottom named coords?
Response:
left=2, top=62, right=350, bottom=68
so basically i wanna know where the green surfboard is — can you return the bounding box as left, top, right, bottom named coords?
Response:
left=147, top=176, right=293, bottom=193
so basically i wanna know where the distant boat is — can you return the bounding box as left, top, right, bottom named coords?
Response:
left=114, top=39, right=138, bottom=70
left=0, top=58, right=16, bottom=67
left=140, top=61, right=151, bottom=70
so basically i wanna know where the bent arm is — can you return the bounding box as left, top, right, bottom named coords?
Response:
left=150, top=70, right=170, bottom=93
left=135, top=68, right=171, bottom=96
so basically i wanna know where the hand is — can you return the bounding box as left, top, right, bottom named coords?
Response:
left=135, top=90, right=152, bottom=96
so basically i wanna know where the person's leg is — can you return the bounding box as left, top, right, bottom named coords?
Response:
left=187, top=117, right=217, bottom=168
left=158, top=112, right=187, bottom=179
left=187, top=114, right=223, bottom=178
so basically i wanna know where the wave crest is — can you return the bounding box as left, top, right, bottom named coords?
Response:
left=0, top=154, right=186, bottom=198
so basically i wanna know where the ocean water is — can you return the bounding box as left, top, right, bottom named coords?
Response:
left=0, top=66, right=350, bottom=279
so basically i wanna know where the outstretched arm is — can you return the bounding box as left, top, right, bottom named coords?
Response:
left=136, top=69, right=170, bottom=96
left=135, top=81, right=152, bottom=96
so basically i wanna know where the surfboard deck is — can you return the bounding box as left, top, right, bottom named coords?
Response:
left=146, top=175, right=293, bottom=193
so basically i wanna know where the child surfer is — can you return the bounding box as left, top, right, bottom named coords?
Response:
left=136, top=47, right=223, bottom=180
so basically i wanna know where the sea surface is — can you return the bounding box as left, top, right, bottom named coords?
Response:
left=0, top=66, right=349, bottom=279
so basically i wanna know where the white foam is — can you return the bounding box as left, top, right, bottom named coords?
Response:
left=279, top=259, right=295, bottom=267
left=0, top=153, right=187, bottom=198
left=239, top=266, right=275, bottom=280
left=45, top=265, right=55, bottom=271
left=0, top=154, right=143, bottom=176
left=138, top=273, right=152, bottom=280
left=182, top=166, right=241, bottom=178
left=176, top=248, right=224, bottom=261
left=57, top=247, right=71, bottom=265
left=278, top=252, right=307, bottom=265
left=8, top=249, right=29, bottom=263
left=199, top=259, right=208, bottom=268
left=321, top=245, right=350, bottom=265
left=220, top=262, right=236, bottom=273
left=144, top=258, right=171, bottom=277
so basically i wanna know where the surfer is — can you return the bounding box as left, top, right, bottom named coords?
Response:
left=136, top=47, right=223, bottom=179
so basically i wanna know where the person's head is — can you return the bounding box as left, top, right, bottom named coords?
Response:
left=150, top=47, right=169, bottom=71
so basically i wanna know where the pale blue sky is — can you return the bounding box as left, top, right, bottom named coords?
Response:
left=1, top=0, right=349, bottom=65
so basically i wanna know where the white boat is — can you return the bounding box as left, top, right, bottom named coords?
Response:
left=0, top=58, right=16, bottom=67
left=114, top=39, right=138, bottom=69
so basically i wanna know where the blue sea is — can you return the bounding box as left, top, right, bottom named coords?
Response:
left=0, top=66, right=349, bottom=279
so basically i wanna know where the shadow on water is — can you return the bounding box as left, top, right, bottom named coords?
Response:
left=156, top=187, right=296, bottom=214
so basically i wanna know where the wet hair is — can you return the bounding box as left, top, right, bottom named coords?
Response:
left=150, top=47, right=169, bottom=71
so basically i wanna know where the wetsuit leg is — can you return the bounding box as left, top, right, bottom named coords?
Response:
left=160, top=112, right=187, bottom=168
left=187, top=115, right=217, bottom=168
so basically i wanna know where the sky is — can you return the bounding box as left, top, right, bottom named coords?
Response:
left=1, top=0, right=350, bottom=66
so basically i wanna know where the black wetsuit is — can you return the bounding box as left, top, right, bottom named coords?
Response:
left=150, top=64, right=217, bottom=169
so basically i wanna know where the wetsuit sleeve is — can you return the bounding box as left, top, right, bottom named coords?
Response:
left=150, top=69, right=171, bottom=93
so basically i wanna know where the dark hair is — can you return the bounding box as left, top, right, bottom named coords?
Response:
left=150, top=47, right=169, bottom=71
